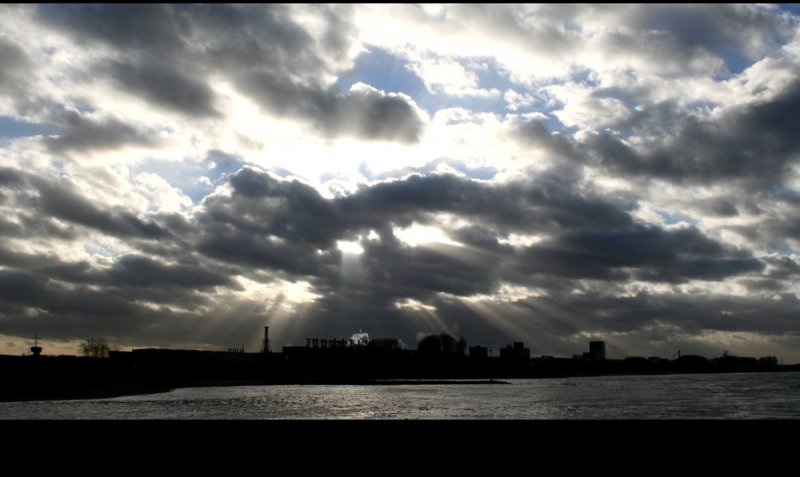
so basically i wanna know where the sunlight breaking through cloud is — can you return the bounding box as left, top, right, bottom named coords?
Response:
left=0, top=4, right=799, bottom=361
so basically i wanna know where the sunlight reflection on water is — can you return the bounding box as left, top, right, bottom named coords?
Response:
left=2, top=372, right=799, bottom=419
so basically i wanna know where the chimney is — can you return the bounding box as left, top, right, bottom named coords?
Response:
left=262, top=326, right=271, bottom=353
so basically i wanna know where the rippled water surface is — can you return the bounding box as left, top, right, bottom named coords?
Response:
left=2, top=372, right=799, bottom=419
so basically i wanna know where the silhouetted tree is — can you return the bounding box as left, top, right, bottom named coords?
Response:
left=759, top=356, right=778, bottom=367
left=439, top=333, right=456, bottom=353
left=80, top=337, right=110, bottom=358
left=369, top=338, right=400, bottom=350
left=417, top=334, right=442, bottom=354
left=417, top=333, right=468, bottom=355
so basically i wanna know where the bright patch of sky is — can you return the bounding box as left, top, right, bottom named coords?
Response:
left=338, top=46, right=527, bottom=117
left=0, top=116, right=59, bottom=139
left=657, top=209, right=700, bottom=227
left=129, top=151, right=245, bottom=204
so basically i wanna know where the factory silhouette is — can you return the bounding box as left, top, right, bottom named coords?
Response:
left=1, top=326, right=795, bottom=401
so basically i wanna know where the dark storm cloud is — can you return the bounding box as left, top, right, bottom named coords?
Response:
left=0, top=35, right=47, bottom=115
left=0, top=36, right=30, bottom=89
left=105, top=60, right=220, bottom=117
left=360, top=239, right=499, bottom=299
left=354, top=167, right=631, bottom=236
left=613, top=81, right=800, bottom=182
left=451, top=225, right=515, bottom=255
left=0, top=268, right=164, bottom=344
left=0, top=270, right=49, bottom=306
left=0, top=269, right=141, bottom=319
left=196, top=229, right=339, bottom=278
left=0, top=248, right=98, bottom=284
left=558, top=290, right=800, bottom=336
left=45, top=109, right=157, bottom=153
left=36, top=4, right=346, bottom=82
left=192, top=167, right=763, bottom=299
left=597, top=29, right=722, bottom=76
left=184, top=4, right=337, bottom=76
left=705, top=198, right=739, bottom=218
left=515, top=79, right=800, bottom=186
left=512, top=224, right=762, bottom=283
left=0, top=239, right=248, bottom=346
left=1, top=4, right=797, bottom=358
left=36, top=4, right=186, bottom=54
left=31, top=178, right=169, bottom=240
left=513, top=118, right=581, bottom=162
left=0, top=210, right=80, bottom=241
left=0, top=216, right=22, bottom=237
left=622, top=4, right=794, bottom=61
left=739, top=278, right=785, bottom=293
left=106, top=254, right=232, bottom=291
left=516, top=168, right=636, bottom=232
left=678, top=186, right=800, bottom=253
left=338, top=173, right=485, bottom=221
left=763, top=255, right=800, bottom=279
left=0, top=159, right=787, bottom=352
left=0, top=166, right=25, bottom=187
left=336, top=168, right=633, bottom=236
left=208, top=167, right=339, bottom=248
left=33, top=4, right=423, bottom=142
left=239, top=72, right=423, bottom=143
left=195, top=169, right=344, bottom=278
left=0, top=169, right=169, bottom=241
left=734, top=213, right=800, bottom=251
left=1, top=164, right=774, bottom=299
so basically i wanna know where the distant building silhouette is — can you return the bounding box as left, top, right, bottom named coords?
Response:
left=306, top=337, right=349, bottom=349
left=500, top=342, right=530, bottom=360
left=589, top=341, right=606, bottom=361
left=469, top=345, right=488, bottom=358
left=3, top=323, right=799, bottom=402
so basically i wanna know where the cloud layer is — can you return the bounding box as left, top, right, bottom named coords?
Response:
left=1, top=4, right=799, bottom=361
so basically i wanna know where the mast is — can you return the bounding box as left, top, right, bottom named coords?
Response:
left=30, top=333, right=42, bottom=357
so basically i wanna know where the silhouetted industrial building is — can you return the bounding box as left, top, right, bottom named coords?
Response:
left=306, top=337, right=350, bottom=348
left=589, top=341, right=606, bottom=360
left=500, top=342, right=530, bottom=360
left=262, top=326, right=271, bottom=353
left=469, top=345, right=488, bottom=358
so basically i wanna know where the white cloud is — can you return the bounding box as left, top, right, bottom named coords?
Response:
left=405, top=54, right=501, bottom=98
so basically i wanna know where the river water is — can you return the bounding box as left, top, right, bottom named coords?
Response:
left=2, top=372, right=798, bottom=419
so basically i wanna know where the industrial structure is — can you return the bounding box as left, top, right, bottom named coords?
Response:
left=262, top=326, right=271, bottom=353
left=30, top=333, right=42, bottom=357
left=2, top=327, right=791, bottom=401
left=589, top=340, right=606, bottom=361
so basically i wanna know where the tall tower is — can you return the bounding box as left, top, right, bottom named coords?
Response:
left=30, top=333, right=42, bottom=357
left=261, top=326, right=271, bottom=353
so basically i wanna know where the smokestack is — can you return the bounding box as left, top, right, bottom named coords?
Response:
left=262, top=326, right=271, bottom=354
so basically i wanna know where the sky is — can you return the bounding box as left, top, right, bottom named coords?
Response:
left=1, top=4, right=800, bottom=362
